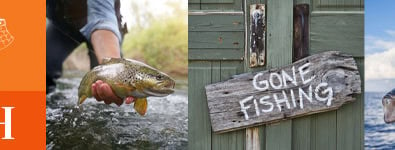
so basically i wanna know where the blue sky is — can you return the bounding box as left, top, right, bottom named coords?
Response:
left=365, top=0, right=395, bottom=91
left=365, top=1, right=395, bottom=38
left=365, top=0, right=395, bottom=54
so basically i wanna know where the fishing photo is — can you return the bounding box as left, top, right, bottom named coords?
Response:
left=188, top=0, right=364, bottom=149
left=46, top=0, right=187, bottom=149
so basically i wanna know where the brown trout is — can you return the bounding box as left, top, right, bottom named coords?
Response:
left=78, top=58, right=175, bottom=116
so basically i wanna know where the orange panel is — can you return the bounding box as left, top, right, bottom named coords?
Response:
left=0, top=91, right=45, bottom=149
left=0, top=1, right=46, bottom=91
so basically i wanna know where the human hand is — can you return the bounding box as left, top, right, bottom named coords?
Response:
left=91, top=80, right=135, bottom=106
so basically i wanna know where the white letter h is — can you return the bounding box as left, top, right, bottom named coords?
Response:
left=0, top=107, right=14, bottom=140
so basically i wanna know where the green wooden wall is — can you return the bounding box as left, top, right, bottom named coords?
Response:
left=188, top=0, right=364, bottom=149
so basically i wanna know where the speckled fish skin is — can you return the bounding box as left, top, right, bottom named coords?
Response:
left=78, top=58, right=175, bottom=115
left=383, top=88, right=395, bottom=123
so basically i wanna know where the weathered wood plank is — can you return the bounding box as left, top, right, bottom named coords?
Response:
left=200, top=0, right=242, bottom=11
left=264, top=1, right=294, bottom=149
left=292, top=117, right=311, bottom=150
left=189, top=14, right=244, bottom=32
left=205, top=51, right=361, bottom=133
left=311, top=111, right=337, bottom=150
left=343, top=0, right=363, bottom=11
left=293, top=4, right=309, bottom=62
left=188, top=61, right=212, bottom=150
left=188, top=1, right=246, bottom=148
left=189, top=4, right=200, bottom=10
left=188, top=0, right=200, bottom=10
left=243, top=1, right=267, bottom=149
left=312, top=0, right=363, bottom=11
left=212, top=130, right=245, bottom=150
left=310, top=12, right=364, bottom=57
left=337, top=0, right=346, bottom=11
left=336, top=57, right=363, bottom=150
left=336, top=102, right=357, bottom=150
left=246, top=127, right=260, bottom=150
left=188, top=32, right=244, bottom=49
left=357, top=57, right=364, bottom=148
left=188, top=0, right=200, bottom=4
left=292, top=2, right=312, bottom=150
left=211, top=61, right=223, bottom=150
left=295, top=0, right=310, bottom=4
left=258, top=126, right=265, bottom=150
left=189, top=0, right=200, bottom=4
left=201, top=0, right=234, bottom=4
left=265, top=121, right=292, bottom=150
left=265, top=0, right=293, bottom=69
left=309, top=1, right=364, bottom=148
left=318, top=0, right=330, bottom=11
left=188, top=48, right=244, bottom=60
left=211, top=61, right=245, bottom=150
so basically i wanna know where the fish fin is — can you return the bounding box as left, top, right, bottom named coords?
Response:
left=102, top=57, right=123, bottom=65
left=101, top=58, right=112, bottom=64
left=78, top=95, right=88, bottom=105
left=134, top=98, right=148, bottom=116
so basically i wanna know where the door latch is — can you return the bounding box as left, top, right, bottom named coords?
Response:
left=249, top=4, right=266, bottom=67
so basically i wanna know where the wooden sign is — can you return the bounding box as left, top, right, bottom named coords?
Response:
left=205, top=51, right=361, bottom=133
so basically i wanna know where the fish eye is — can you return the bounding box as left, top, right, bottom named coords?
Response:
left=384, top=98, right=392, bottom=105
left=156, top=75, right=163, bottom=80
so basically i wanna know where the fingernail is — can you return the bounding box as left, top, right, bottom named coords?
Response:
left=97, top=80, right=103, bottom=84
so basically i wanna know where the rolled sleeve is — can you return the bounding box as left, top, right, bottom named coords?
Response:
left=80, top=0, right=122, bottom=43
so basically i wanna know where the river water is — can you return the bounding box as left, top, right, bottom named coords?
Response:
left=365, top=92, right=395, bottom=149
left=46, top=71, right=188, bottom=150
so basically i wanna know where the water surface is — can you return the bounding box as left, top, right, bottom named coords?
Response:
left=365, top=92, right=395, bottom=149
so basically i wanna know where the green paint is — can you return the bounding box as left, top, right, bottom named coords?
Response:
left=310, top=13, right=364, bottom=57
left=188, top=61, right=212, bottom=150
left=200, top=0, right=242, bottom=11
left=212, top=61, right=245, bottom=150
left=312, top=0, right=363, bottom=11
left=264, top=1, right=293, bottom=150
left=189, top=48, right=244, bottom=60
left=189, top=15, right=244, bottom=32
left=189, top=32, right=244, bottom=49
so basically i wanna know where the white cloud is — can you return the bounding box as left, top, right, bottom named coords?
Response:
left=365, top=29, right=395, bottom=80
left=365, top=35, right=395, bottom=54
left=365, top=48, right=395, bottom=80
left=386, top=30, right=395, bottom=37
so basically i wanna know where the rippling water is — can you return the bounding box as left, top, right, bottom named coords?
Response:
left=46, top=72, right=188, bottom=150
left=365, top=92, right=395, bottom=149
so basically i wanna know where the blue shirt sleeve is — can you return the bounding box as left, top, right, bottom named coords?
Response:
left=80, top=0, right=122, bottom=44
